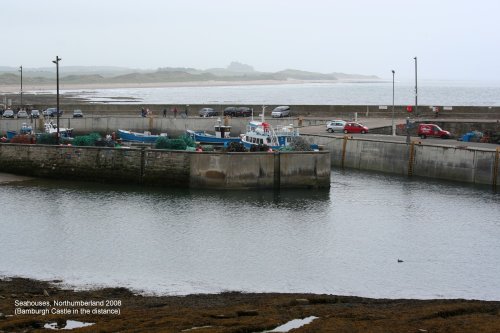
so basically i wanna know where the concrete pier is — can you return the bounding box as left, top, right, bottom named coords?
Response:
left=303, top=134, right=500, bottom=188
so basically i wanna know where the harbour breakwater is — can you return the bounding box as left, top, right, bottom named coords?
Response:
left=2, top=116, right=498, bottom=138
left=303, top=134, right=500, bottom=189
left=18, top=103, right=500, bottom=119
left=0, top=144, right=331, bottom=189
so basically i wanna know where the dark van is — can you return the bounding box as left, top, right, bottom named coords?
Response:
left=223, top=107, right=252, bottom=117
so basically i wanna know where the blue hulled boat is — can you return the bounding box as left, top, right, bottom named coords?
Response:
left=118, top=129, right=167, bottom=143
left=187, top=123, right=241, bottom=145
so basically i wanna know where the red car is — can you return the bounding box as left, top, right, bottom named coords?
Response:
left=343, top=122, right=369, bottom=134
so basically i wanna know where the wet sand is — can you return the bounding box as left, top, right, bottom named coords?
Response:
left=1, top=278, right=499, bottom=332
left=0, top=173, right=34, bottom=184
left=0, top=79, right=340, bottom=94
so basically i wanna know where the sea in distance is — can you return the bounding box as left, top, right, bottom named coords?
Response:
left=1, top=170, right=499, bottom=300
left=51, top=80, right=500, bottom=106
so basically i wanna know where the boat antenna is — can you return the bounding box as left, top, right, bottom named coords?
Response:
left=261, top=105, right=266, bottom=123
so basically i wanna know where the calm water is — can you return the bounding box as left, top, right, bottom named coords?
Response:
left=1, top=170, right=500, bottom=300
left=0, top=171, right=500, bottom=300
left=54, top=80, right=500, bottom=106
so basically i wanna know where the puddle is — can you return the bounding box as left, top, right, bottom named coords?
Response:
left=181, top=326, right=213, bottom=331
left=44, top=320, right=95, bottom=330
left=266, top=316, right=318, bottom=332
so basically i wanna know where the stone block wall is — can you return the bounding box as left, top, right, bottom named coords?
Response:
left=0, top=144, right=331, bottom=189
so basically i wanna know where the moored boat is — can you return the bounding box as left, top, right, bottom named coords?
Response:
left=44, top=121, right=73, bottom=138
left=118, top=129, right=167, bottom=143
left=240, top=106, right=299, bottom=150
left=187, top=122, right=241, bottom=145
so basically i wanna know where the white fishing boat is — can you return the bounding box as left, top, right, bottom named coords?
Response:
left=240, top=106, right=299, bottom=150
left=44, top=120, right=73, bottom=138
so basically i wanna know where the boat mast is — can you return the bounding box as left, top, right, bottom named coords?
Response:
left=261, top=105, right=266, bottom=122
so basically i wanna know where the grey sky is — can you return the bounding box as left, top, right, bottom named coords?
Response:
left=3, top=0, right=499, bottom=80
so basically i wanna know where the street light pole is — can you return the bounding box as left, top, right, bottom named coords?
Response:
left=414, top=56, right=418, bottom=117
left=391, top=70, right=395, bottom=136
left=19, top=66, right=23, bottom=108
left=52, top=56, right=61, bottom=144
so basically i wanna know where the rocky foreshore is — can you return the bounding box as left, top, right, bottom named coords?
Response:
left=1, top=277, right=499, bottom=332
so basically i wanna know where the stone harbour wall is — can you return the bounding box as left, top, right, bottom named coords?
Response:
left=0, top=144, right=331, bottom=189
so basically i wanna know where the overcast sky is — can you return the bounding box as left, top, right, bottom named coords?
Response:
left=2, top=0, right=499, bottom=80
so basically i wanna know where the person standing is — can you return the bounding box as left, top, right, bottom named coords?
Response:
left=173, top=107, right=178, bottom=118
left=163, top=108, right=167, bottom=118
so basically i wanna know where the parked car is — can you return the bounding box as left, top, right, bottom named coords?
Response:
left=223, top=106, right=252, bottom=117
left=43, top=107, right=63, bottom=117
left=343, top=122, right=369, bottom=134
left=30, top=110, right=40, bottom=118
left=271, top=106, right=291, bottom=118
left=199, top=108, right=218, bottom=117
left=16, top=110, right=29, bottom=118
left=73, top=109, right=84, bottom=118
left=2, top=110, right=14, bottom=118
left=417, top=123, right=451, bottom=139
left=326, top=120, right=347, bottom=133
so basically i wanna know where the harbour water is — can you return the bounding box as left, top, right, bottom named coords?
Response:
left=55, top=80, right=500, bottom=106
left=1, top=170, right=499, bottom=300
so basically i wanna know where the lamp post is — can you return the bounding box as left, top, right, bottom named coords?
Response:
left=19, top=66, right=23, bottom=108
left=391, top=70, right=395, bottom=136
left=52, top=56, right=61, bottom=144
left=414, top=56, right=418, bottom=117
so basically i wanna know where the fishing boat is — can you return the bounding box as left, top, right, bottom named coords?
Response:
left=240, top=106, right=299, bottom=150
left=117, top=129, right=167, bottom=143
left=6, top=123, right=34, bottom=139
left=44, top=121, right=73, bottom=138
left=187, top=121, right=241, bottom=145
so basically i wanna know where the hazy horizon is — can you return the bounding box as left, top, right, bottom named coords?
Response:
left=2, top=0, right=499, bottom=81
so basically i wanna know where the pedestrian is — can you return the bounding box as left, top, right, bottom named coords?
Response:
left=434, top=107, right=439, bottom=118
left=141, top=107, right=146, bottom=117
left=163, top=108, right=167, bottom=118
left=173, top=107, right=178, bottom=118
left=185, top=105, right=189, bottom=118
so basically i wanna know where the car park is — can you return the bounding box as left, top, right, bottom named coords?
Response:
left=326, top=120, right=347, bottom=133
left=417, top=123, right=451, bottom=139
left=343, top=122, right=369, bottom=134
left=271, top=106, right=291, bottom=118
left=16, top=110, right=29, bottom=118
left=199, top=108, right=218, bottom=117
left=73, top=109, right=84, bottom=118
left=2, top=110, right=14, bottom=118
left=30, top=110, right=40, bottom=118
left=223, top=106, right=252, bottom=117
